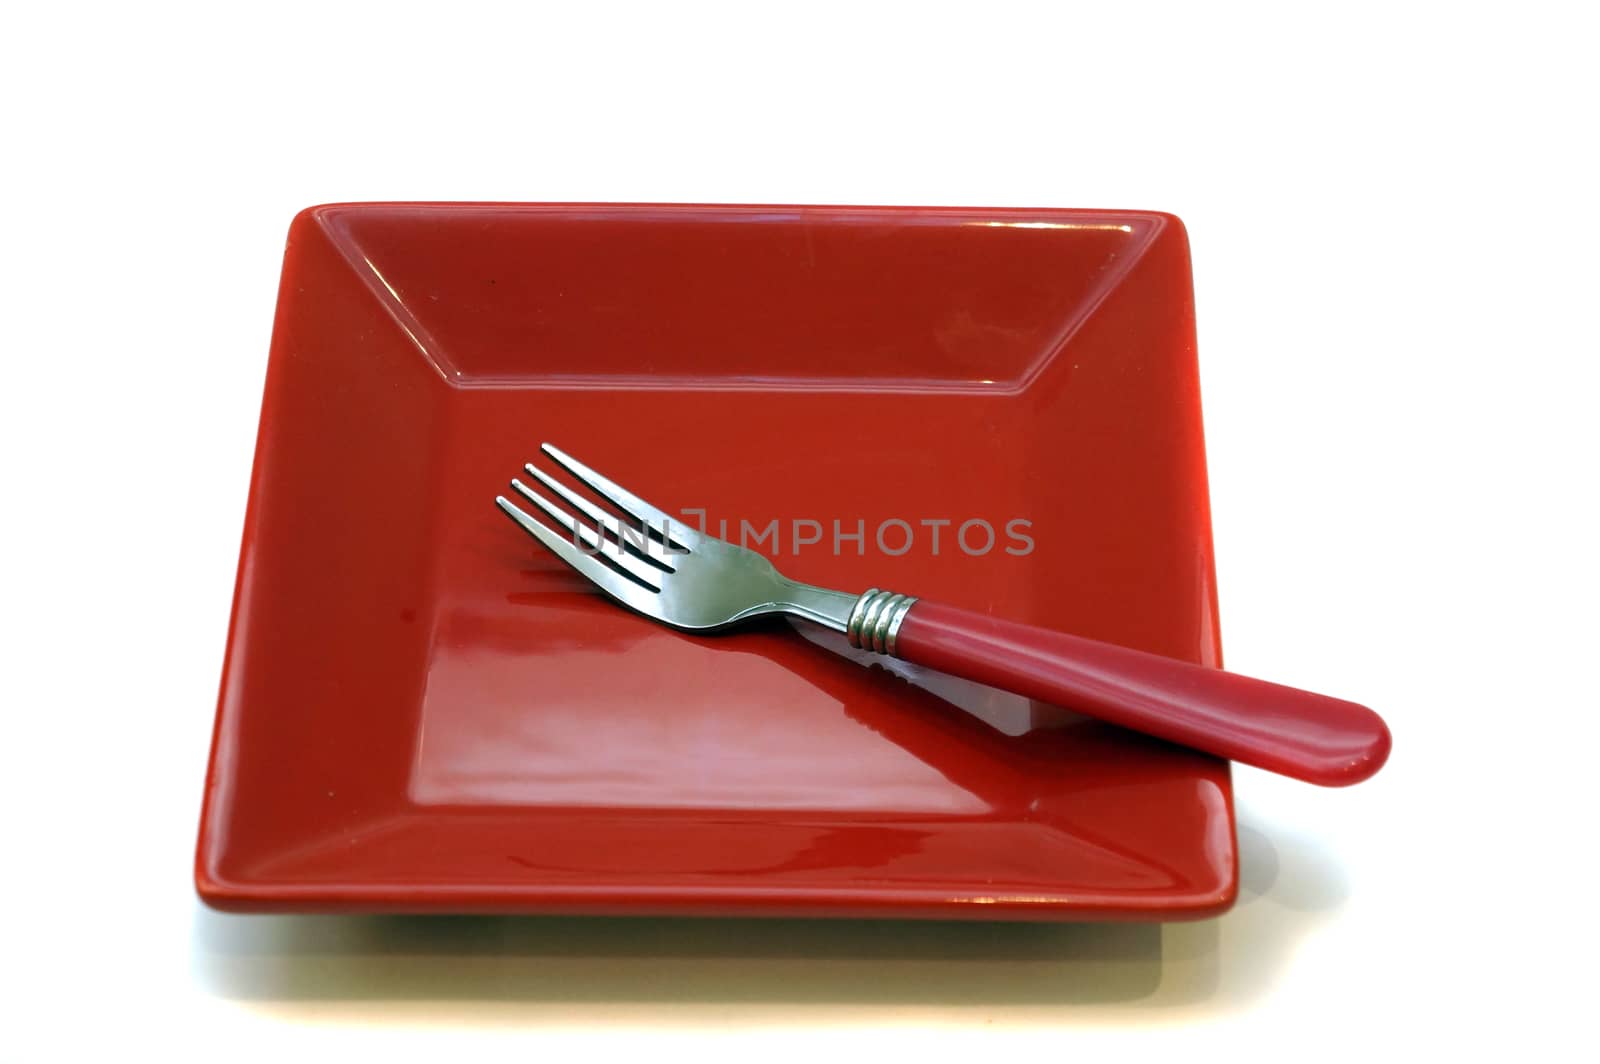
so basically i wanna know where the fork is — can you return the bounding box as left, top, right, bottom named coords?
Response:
left=497, top=444, right=1391, bottom=786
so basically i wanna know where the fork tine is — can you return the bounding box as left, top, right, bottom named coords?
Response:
left=524, top=464, right=675, bottom=571
left=508, top=479, right=664, bottom=589
left=541, top=443, right=698, bottom=549
left=496, top=496, right=664, bottom=603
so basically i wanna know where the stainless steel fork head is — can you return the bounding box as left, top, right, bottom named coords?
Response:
left=496, top=444, right=916, bottom=649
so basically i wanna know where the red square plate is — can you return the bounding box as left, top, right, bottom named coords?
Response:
left=196, top=203, right=1235, bottom=920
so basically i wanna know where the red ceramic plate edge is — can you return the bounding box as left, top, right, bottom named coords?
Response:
left=194, top=868, right=1239, bottom=923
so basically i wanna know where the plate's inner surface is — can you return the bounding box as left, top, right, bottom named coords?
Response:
left=200, top=204, right=1232, bottom=918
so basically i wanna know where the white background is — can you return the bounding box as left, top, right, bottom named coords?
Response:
left=4, top=1, right=1596, bottom=1058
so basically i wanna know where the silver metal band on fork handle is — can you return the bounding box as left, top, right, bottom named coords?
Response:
left=846, top=588, right=918, bottom=656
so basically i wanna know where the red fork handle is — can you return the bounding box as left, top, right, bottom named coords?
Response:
left=892, top=600, right=1391, bottom=786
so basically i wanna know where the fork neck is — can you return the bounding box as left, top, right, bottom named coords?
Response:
left=773, top=579, right=859, bottom=633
